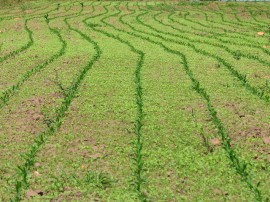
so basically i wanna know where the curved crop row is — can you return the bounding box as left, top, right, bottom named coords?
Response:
left=48, top=3, right=76, bottom=21
left=202, top=4, right=266, bottom=28
left=0, top=18, right=67, bottom=109
left=248, top=9, right=270, bottom=26
left=0, top=4, right=62, bottom=64
left=229, top=6, right=267, bottom=28
left=207, top=5, right=251, bottom=27
left=182, top=10, right=259, bottom=40
left=84, top=4, right=147, bottom=200
left=11, top=9, right=102, bottom=201
left=0, top=19, right=33, bottom=63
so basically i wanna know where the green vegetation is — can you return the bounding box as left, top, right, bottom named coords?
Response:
left=0, top=1, right=270, bottom=201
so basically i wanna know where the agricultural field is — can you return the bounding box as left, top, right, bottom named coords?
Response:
left=0, top=0, right=270, bottom=201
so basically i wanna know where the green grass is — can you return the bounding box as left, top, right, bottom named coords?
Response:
left=0, top=1, right=270, bottom=201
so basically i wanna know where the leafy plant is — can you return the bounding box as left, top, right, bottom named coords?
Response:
left=84, top=171, right=112, bottom=189
left=44, top=14, right=49, bottom=22
left=84, top=5, right=146, bottom=200
left=191, top=109, right=213, bottom=153
left=233, top=50, right=241, bottom=60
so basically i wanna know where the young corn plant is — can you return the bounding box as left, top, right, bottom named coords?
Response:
left=52, top=69, right=68, bottom=97
left=84, top=171, right=112, bottom=189
left=191, top=109, right=213, bottom=153
left=44, top=14, right=49, bottom=23
left=233, top=50, right=241, bottom=60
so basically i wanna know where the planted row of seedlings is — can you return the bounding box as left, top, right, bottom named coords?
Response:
left=10, top=6, right=102, bottom=200
left=200, top=3, right=267, bottom=29
left=97, top=3, right=268, bottom=200
left=229, top=4, right=268, bottom=28
left=0, top=3, right=91, bottom=200
left=131, top=3, right=270, bottom=120
left=0, top=13, right=71, bottom=201
left=104, top=2, right=268, bottom=199
left=48, top=3, right=77, bottom=21
left=215, top=4, right=262, bottom=27
left=18, top=2, right=266, bottom=200
left=6, top=3, right=100, bottom=200
left=180, top=10, right=258, bottom=40
left=0, top=4, right=61, bottom=64
left=0, top=19, right=33, bottom=63
left=146, top=3, right=262, bottom=49
left=205, top=5, right=248, bottom=27
left=161, top=1, right=269, bottom=39
left=84, top=4, right=146, bottom=200
left=0, top=2, right=71, bottom=66
left=0, top=16, right=67, bottom=109
left=123, top=2, right=269, bottom=101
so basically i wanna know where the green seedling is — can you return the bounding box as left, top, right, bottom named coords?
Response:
left=84, top=171, right=112, bottom=189
left=233, top=50, right=241, bottom=60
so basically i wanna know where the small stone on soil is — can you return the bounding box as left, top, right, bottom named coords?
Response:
left=263, top=137, right=270, bottom=144
left=33, top=171, right=41, bottom=177
left=26, top=189, right=37, bottom=198
left=210, top=138, right=221, bottom=146
left=34, top=162, right=41, bottom=167
left=26, top=189, right=43, bottom=198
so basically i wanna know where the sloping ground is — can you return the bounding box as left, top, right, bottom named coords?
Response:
left=0, top=1, right=269, bottom=201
